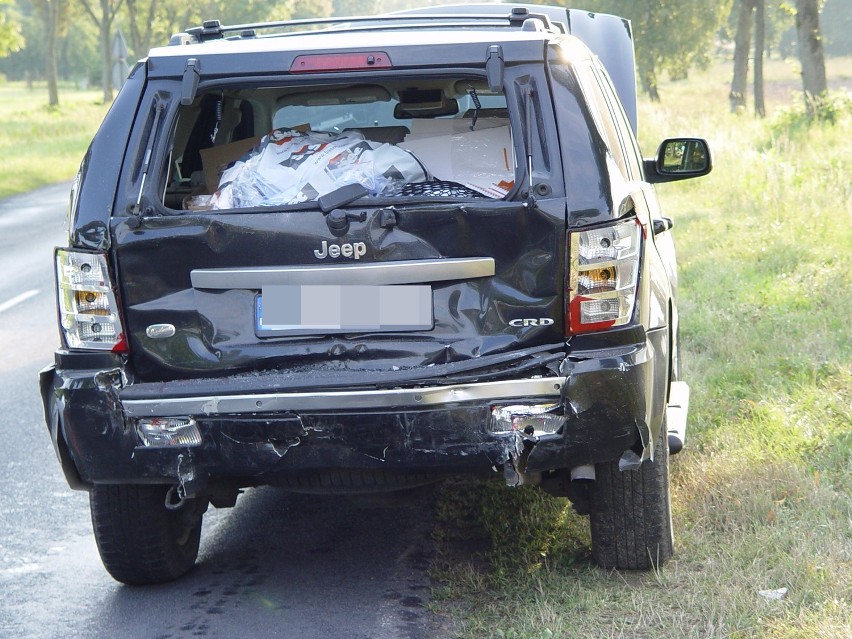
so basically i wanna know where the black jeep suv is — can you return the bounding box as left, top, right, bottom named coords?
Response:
left=40, top=4, right=710, bottom=584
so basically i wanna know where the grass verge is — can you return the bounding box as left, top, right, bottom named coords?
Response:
left=0, top=83, right=110, bottom=200
left=431, top=59, right=851, bottom=639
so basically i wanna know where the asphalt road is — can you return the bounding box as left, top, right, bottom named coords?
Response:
left=0, top=184, right=448, bottom=639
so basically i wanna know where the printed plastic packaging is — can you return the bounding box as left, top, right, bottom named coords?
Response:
left=211, top=129, right=428, bottom=209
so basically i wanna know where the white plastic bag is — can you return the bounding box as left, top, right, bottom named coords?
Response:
left=211, top=129, right=428, bottom=208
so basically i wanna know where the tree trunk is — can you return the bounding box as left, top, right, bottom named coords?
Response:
left=754, top=0, right=765, bottom=117
left=45, top=2, right=59, bottom=107
left=100, top=0, right=112, bottom=103
left=127, top=0, right=157, bottom=60
left=127, top=0, right=141, bottom=57
left=81, top=0, right=121, bottom=103
left=795, top=0, right=828, bottom=115
left=639, top=69, right=661, bottom=102
left=730, top=0, right=754, bottom=113
left=637, top=5, right=660, bottom=102
left=32, top=0, right=69, bottom=106
left=637, top=49, right=660, bottom=102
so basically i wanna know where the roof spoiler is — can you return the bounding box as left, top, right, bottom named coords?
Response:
left=168, top=4, right=638, bottom=134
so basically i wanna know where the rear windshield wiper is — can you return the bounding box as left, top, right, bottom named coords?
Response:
left=318, top=182, right=369, bottom=212
left=319, top=183, right=369, bottom=235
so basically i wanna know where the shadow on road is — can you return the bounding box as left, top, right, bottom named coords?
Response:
left=98, top=485, right=444, bottom=639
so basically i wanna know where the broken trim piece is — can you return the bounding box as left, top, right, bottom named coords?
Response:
left=190, top=257, right=495, bottom=289
left=123, top=376, right=564, bottom=417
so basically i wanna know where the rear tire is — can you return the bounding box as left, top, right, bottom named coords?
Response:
left=589, top=423, right=673, bottom=570
left=90, top=484, right=204, bottom=585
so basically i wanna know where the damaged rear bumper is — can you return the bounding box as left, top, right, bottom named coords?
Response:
left=40, top=330, right=666, bottom=492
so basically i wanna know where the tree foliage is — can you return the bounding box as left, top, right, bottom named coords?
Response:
left=332, top=0, right=382, bottom=17
left=124, top=0, right=155, bottom=60
left=79, top=0, right=124, bottom=102
left=0, top=0, right=24, bottom=57
left=566, top=0, right=731, bottom=101
left=29, top=0, right=70, bottom=106
left=724, top=0, right=795, bottom=58
left=729, top=0, right=828, bottom=118
left=121, top=0, right=337, bottom=55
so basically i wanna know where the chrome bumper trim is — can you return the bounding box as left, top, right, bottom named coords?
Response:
left=190, top=257, right=495, bottom=289
left=122, top=377, right=565, bottom=418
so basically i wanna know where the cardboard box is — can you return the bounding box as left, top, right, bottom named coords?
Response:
left=403, top=117, right=509, bottom=140
left=200, top=136, right=262, bottom=193
left=399, top=125, right=515, bottom=198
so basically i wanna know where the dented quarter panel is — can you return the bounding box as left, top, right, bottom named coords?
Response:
left=40, top=356, right=134, bottom=487
left=527, top=324, right=668, bottom=473
left=69, top=63, right=147, bottom=250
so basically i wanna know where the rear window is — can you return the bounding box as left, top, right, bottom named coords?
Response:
left=164, top=78, right=516, bottom=211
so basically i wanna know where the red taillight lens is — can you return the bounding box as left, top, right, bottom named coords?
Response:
left=289, top=52, right=392, bottom=73
left=56, top=249, right=127, bottom=352
left=567, top=218, right=642, bottom=335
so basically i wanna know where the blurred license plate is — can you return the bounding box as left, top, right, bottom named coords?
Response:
left=256, top=285, right=433, bottom=336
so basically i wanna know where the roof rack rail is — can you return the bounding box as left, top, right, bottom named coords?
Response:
left=171, top=8, right=559, bottom=46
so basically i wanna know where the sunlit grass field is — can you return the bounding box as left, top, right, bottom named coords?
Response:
left=432, top=59, right=851, bottom=639
left=0, top=83, right=110, bottom=200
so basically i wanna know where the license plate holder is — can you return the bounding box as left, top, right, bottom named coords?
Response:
left=256, top=285, right=433, bottom=336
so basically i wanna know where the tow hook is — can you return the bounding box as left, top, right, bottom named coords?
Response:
left=504, top=432, right=542, bottom=487
left=164, top=485, right=186, bottom=511
left=172, top=452, right=206, bottom=502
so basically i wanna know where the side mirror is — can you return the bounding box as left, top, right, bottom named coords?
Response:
left=644, top=138, right=711, bottom=184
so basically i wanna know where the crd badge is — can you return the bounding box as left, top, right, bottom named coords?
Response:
left=509, top=318, right=555, bottom=327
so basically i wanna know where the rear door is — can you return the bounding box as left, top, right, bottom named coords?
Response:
left=112, top=59, right=567, bottom=384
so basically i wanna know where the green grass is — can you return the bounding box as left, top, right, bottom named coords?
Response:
left=432, top=59, right=852, bottom=638
left=0, top=83, right=110, bottom=200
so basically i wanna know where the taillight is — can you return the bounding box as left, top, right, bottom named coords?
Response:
left=567, top=218, right=641, bottom=334
left=56, top=249, right=127, bottom=352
